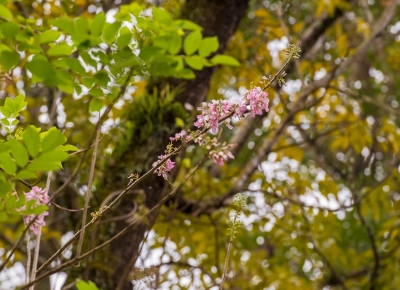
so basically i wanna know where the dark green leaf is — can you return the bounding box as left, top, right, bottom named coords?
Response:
left=89, top=98, right=103, bottom=112
left=6, top=194, right=16, bottom=210
left=93, top=71, right=110, bottom=88
left=1, top=50, right=19, bottom=70
left=26, top=59, right=56, bottom=80
left=0, top=22, right=18, bottom=38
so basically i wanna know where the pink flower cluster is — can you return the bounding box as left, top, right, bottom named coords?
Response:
left=245, top=87, right=269, bottom=117
left=22, top=186, right=49, bottom=235
left=194, top=100, right=234, bottom=133
left=194, top=87, right=269, bottom=133
left=153, top=86, right=269, bottom=178
left=169, top=130, right=190, bottom=142
left=152, top=155, right=175, bottom=179
left=210, top=150, right=234, bottom=166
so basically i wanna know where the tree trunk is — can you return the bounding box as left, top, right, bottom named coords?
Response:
left=87, top=1, right=250, bottom=289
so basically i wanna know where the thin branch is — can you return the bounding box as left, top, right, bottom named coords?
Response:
left=75, top=126, right=101, bottom=265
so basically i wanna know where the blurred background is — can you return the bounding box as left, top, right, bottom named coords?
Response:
left=1, top=0, right=400, bottom=289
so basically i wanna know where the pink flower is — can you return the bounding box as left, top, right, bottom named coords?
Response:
left=152, top=155, right=175, bottom=179
left=234, top=103, right=248, bottom=119
left=22, top=186, right=49, bottom=235
left=170, top=130, right=190, bottom=142
left=210, top=150, right=234, bottom=166
left=194, top=100, right=235, bottom=133
left=245, top=87, right=269, bottom=117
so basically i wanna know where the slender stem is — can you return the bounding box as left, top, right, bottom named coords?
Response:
left=219, top=236, right=233, bottom=290
left=26, top=234, right=31, bottom=283
left=75, top=126, right=101, bottom=266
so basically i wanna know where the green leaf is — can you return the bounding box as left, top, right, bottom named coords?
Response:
left=41, top=128, right=67, bottom=152
left=152, top=7, right=172, bottom=25
left=26, top=160, right=62, bottom=171
left=0, top=22, right=18, bottom=38
left=4, top=97, right=15, bottom=113
left=90, top=12, right=105, bottom=37
left=82, top=77, right=95, bottom=88
left=184, top=30, right=202, bottom=55
left=0, top=180, right=12, bottom=197
left=39, top=30, right=61, bottom=44
left=50, top=17, right=74, bottom=34
left=75, top=17, right=89, bottom=33
left=0, top=152, right=16, bottom=175
left=6, top=194, right=16, bottom=210
left=103, top=22, right=121, bottom=44
left=199, top=36, right=219, bottom=57
left=168, top=31, right=182, bottom=55
left=15, top=170, right=38, bottom=180
left=47, top=43, right=74, bottom=56
left=54, top=70, right=74, bottom=94
left=89, top=98, right=103, bottom=112
left=185, top=55, right=204, bottom=70
left=13, top=94, right=27, bottom=112
left=173, top=20, right=202, bottom=31
left=1, top=51, right=19, bottom=70
left=174, top=68, right=195, bottom=79
left=0, top=212, right=7, bottom=221
left=58, top=144, right=79, bottom=152
left=116, top=27, right=131, bottom=48
left=37, top=150, right=69, bottom=162
left=93, top=71, right=110, bottom=87
left=210, top=54, right=240, bottom=66
left=0, top=44, right=11, bottom=54
left=0, top=106, right=10, bottom=118
left=8, top=139, right=29, bottom=168
left=76, top=279, right=99, bottom=290
left=65, top=58, right=86, bottom=74
left=0, top=4, right=13, bottom=21
left=22, top=125, right=40, bottom=157
left=26, top=59, right=56, bottom=80
left=89, top=87, right=103, bottom=97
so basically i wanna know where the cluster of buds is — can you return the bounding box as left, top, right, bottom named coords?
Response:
left=22, top=186, right=49, bottom=235
left=152, top=155, right=175, bottom=180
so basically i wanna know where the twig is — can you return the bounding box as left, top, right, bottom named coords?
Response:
left=51, top=202, right=86, bottom=213
left=75, top=126, right=101, bottom=266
